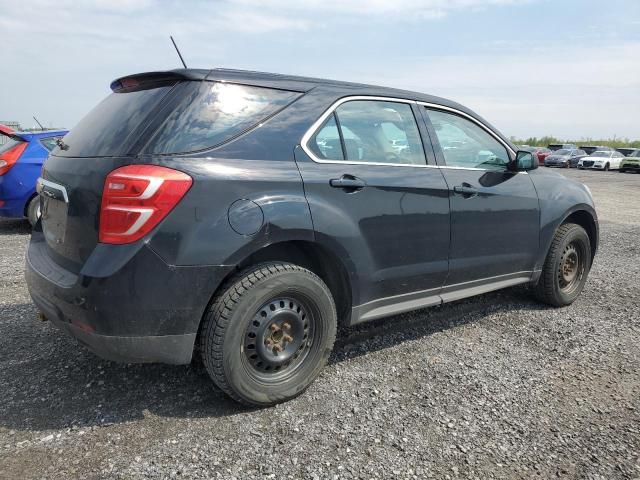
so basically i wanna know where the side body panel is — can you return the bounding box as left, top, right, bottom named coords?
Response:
left=528, top=168, right=598, bottom=273
left=294, top=147, right=451, bottom=314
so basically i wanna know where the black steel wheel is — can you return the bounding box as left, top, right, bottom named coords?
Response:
left=535, top=223, right=592, bottom=307
left=243, top=296, right=314, bottom=381
left=199, top=262, right=336, bottom=406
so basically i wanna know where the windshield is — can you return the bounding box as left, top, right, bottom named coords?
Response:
left=590, top=151, right=610, bottom=157
left=555, top=149, right=570, bottom=155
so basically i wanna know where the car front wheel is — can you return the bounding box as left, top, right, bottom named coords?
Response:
left=199, top=262, right=337, bottom=406
left=535, top=223, right=592, bottom=307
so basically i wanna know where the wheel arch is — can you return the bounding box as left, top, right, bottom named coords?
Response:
left=561, top=208, right=598, bottom=259
left=23, top=192, right=38, bottom=217
left=213, top=240, right=354, bottom=327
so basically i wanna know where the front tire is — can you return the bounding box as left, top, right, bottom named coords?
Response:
left=535, top=223, right=592, bottom=307
left=199, top=262, right=337, bottom=406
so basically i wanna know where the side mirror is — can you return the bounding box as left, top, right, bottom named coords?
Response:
left=509, top=150, right=538, bottom=171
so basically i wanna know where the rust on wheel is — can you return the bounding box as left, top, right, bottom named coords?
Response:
left=243, top=297, right=313, bottom=381
left=558, top=242, right=585, bottom=294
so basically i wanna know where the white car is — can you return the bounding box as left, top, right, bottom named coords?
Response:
left=577, top=150, right=626, bottom=171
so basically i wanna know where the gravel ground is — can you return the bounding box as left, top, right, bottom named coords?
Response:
left=1, top=169, right=639, bottom=480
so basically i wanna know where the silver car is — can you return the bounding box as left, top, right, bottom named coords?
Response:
left=544, top=149, right=586, bottom=168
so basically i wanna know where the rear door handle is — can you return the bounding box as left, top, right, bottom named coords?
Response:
left=453, top=183, right=478, bottom=198
left=330, top=175, right=366, bottom=191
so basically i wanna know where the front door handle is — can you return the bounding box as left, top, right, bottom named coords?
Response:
left=330, top=175, right=366, bottom=192
left=453, top=183, right=478, bottom=198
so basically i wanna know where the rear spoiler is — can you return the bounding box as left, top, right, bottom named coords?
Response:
left=110, top=69, right=210, bottom=92
left=0, top=124, right=26, bottom=142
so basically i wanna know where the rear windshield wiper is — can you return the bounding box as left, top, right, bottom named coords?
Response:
left=55, top=138, right=69, bottom=151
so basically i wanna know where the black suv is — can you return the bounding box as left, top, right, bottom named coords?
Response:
left=26, top=69, right=598, bottom=406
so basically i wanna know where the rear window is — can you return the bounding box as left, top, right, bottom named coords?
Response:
left=0, top=138, right=24, bottom=154
left=54, top=84, right=174, bottom=157
left=145, top=82, right=301, bottom=154
left=40, top=137, right=62, bottom=152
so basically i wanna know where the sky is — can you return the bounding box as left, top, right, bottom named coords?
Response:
left=1, top=0, right=639, bottom=140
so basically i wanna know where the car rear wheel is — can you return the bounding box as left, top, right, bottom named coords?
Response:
left=534, top=223, right=592, bottom=307
left=199, top=262, right=337, bottom=406
left=26, top=196, right=41, bottom=227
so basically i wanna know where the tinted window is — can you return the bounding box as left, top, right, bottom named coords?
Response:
left=556, top=149, right=571, bottom=155
left=40, top=137, right=61, bottom=152
left=56, top=85, right=174, bottom=157
left=333, top=100, right=426, bottom=165
left=426, top=109, right=510, bottom=170
left=309, top=113, right=344, bottom=161
left=147, top=82, right=301, bottom=154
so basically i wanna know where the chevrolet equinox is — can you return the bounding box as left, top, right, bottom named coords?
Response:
left=26, top=69, right=598, bottom=406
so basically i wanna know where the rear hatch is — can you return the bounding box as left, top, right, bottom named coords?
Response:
left=39, top=71, right=302, bottom=273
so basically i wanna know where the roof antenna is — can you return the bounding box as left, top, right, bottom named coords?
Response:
left=33, top=116, right=45, bottom=131
left=170, top=36, right=188, bottom=69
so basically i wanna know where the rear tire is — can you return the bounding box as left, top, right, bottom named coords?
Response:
left=199, top=262, right=337, bottom=406
left=26, top=196, right=41, bottom=227
left=535, top=223, right=591, bottom=307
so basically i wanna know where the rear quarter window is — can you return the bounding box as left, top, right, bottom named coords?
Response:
left=144, top=82, right=301, bottom=155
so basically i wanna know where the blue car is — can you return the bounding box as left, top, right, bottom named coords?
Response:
left=0, top=125, right=68, bottom=225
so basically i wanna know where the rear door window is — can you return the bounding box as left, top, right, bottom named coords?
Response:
left=145, top=82, right=301, bottom=154
left=309, top=113, right=344, bottom=161
left=330, top=100, right=426, bottom=165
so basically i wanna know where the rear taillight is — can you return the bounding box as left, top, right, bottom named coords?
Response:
left=0, top=142, right=28, bottom=176
left=99, top=165, right=192, bottom=245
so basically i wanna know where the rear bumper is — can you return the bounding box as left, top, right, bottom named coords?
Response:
left=26, top=232, right=233, bottom=364
left=43, top=314, right=197, bottom=364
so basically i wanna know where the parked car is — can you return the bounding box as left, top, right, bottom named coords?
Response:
left=544, top=148, right=587, bottom=168
left=548, top=143, right=578, bottom=152
left=0, top=125, right=68, bottom=225
left=616, top=148, right=637, bottom=157
left=619, top=150, right=640, bottom=173
left=26, top=69, right=598, bottom=406
left=579, top=145, right=613, bottom=155
left=578, top=150, right=626, bottom=171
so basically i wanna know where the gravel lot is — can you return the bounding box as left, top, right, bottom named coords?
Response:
left=1, top=169, right=639, bottom=480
